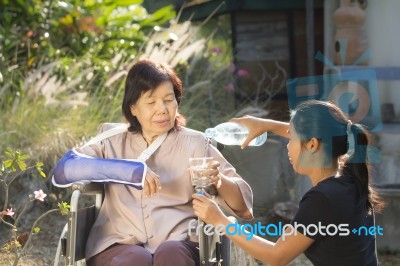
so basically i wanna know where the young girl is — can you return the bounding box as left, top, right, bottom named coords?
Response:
left=192, top=100, right=383, bottom=266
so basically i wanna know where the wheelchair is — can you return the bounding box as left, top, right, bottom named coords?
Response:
left=54, top=181, right=233, bottom=266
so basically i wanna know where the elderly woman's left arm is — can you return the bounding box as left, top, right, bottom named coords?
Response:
left=217, top=174, right=253, bottom=219
left=208, top=145, right=253, bottom=220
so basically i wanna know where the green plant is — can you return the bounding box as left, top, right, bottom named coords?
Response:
left=0, top=0, right=178, bottom=167
left=0, top=148, right=70, bottom=266
left=0, top=0, right=175, bottom=110
left=0, top=3, right=288, bottom=263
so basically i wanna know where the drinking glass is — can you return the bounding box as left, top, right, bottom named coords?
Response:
left=189, top=157, right=213, bottom=188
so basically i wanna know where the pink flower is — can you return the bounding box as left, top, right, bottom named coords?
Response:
left=236, top=68, right=250, bottom=78
left=34, top=189, right=47, bottom=201
left=229, top=62, right=236, bottom=72
left=226, top=83, right=235, bottom=93
left=1, top=208, right=15, bottom=216
left=211, top=46, right=222, bottom=54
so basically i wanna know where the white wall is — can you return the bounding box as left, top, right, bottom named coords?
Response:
left=365, top=0, right=400, bottom=115
left=325, top=0, right=400, bottom=116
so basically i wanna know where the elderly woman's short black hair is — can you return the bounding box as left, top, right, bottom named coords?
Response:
left=122, top=59, right=184, bottom=132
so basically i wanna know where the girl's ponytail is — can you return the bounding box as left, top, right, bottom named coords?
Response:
left=342, top=123, right=384, bottom=213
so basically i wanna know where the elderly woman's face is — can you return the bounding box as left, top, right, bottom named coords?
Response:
left=130, top=81, right=178, bottom=141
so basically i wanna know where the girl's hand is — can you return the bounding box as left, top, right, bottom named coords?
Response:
left=192, top=193, right=225, bottom=226
left=230, top=116, right=267, bottom=148
left=144, top=167, right=161, bottom=197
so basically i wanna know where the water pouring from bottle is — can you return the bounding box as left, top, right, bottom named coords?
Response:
left=205, top=122, right=267, bottom=146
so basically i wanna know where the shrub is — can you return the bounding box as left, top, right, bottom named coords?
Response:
left=0, top=148, right=70, bottom=265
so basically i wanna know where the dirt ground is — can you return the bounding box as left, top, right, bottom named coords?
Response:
left=2, top=228, right=399, bottom=265
left=1, top=246, right=399, bottom=266
left=0, top=208, right=67, bottom=266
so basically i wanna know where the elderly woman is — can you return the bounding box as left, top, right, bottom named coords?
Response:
left=53, top=59, right=253, bottom=266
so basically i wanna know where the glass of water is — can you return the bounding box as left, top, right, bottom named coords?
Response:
left=189, top=157, right=213, bottom=188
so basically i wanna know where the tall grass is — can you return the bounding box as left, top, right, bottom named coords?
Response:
left=0, top=15, right=236, bottom=169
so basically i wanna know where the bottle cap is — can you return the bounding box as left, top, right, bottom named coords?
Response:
left=205, top=128, right=215, bottom=138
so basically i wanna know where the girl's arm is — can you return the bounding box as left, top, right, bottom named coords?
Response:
left=192, top=194, right=314, bottom=266
left=230, top=116, right=290, bottom=148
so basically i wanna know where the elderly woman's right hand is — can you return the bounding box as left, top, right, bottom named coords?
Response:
left=230, top=116, right=268, bottom=149
left=144, top=167, right=161, bottom=197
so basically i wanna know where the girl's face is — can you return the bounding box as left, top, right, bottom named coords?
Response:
left=287, top=123, right=303, bottom=174
left=130, top=81, right=178, bottom=143
left=287, top=123, right=324, bottom=176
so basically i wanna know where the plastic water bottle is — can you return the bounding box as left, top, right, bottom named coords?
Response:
left=205, top=122, right=267, bottom=146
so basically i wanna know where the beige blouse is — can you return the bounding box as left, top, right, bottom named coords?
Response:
left=77, top=123, right=253, bottom=259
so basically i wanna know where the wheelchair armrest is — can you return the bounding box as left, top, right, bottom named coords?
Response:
left=221, top=216, right=236, bottom=266
left=198, top=216, right=236, bottom=266
left=70, top=181, right=104, bottom=195
left=63, top=181, right=104, bottom=264
left=69, top=181, right=103, bottom=213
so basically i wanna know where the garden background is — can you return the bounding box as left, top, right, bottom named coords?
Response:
left=1, top=0, right=399, bottom=265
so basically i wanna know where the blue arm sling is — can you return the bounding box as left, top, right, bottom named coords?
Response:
left=52, top=124, right=166, bottom=190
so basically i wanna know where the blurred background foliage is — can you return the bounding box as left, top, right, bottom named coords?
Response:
left=0, top=2, right=245, bottom=258
left=4, top=2, right=396, bottom=265
left=0, top=0, right=241, bottom=175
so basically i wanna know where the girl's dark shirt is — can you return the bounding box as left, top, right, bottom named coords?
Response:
left=292, top=175, right=378, bottom=266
